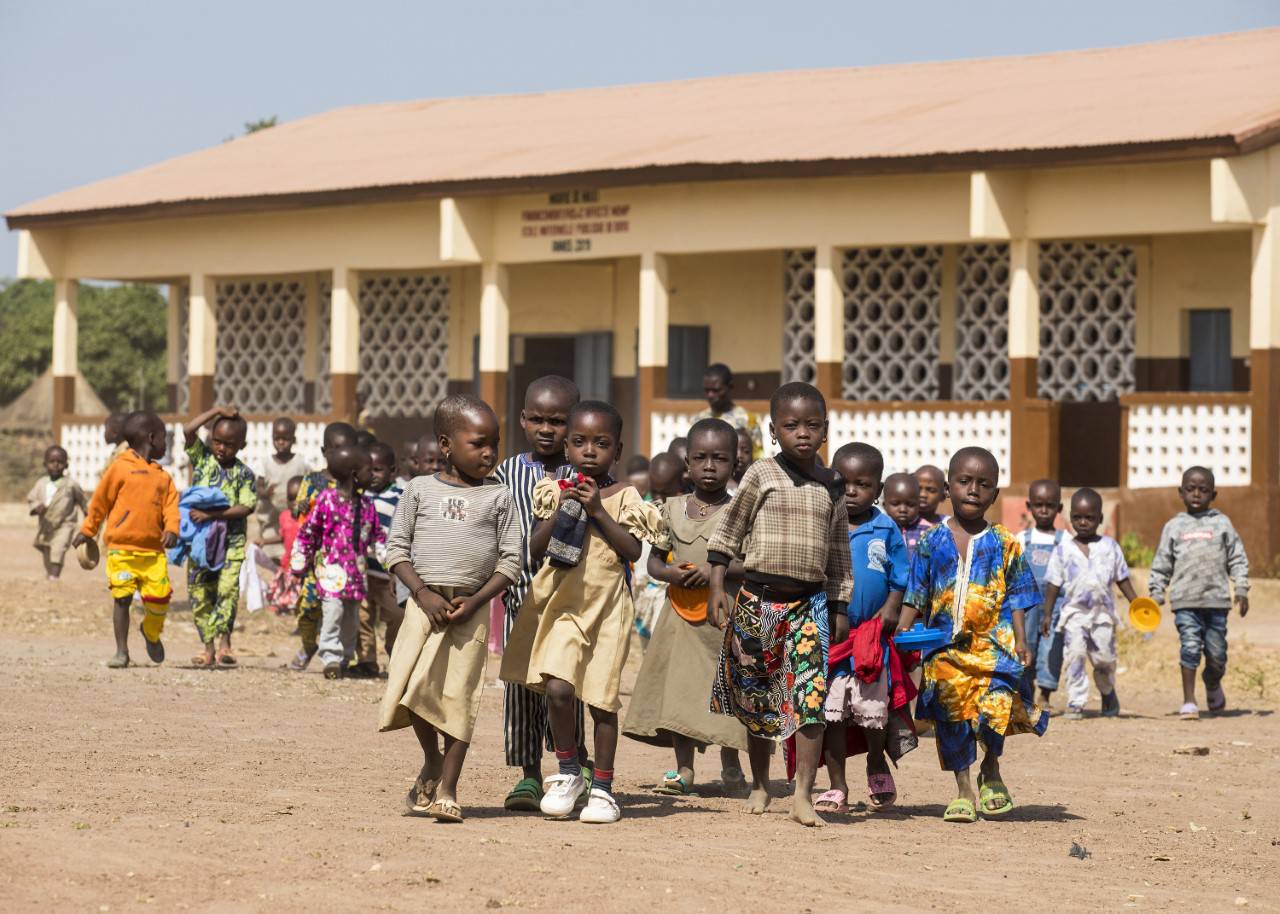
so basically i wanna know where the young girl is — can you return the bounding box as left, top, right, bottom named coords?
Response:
left=500, top=400, right=668, bottom=824
left=379, top=395, right=522, bottom=823
left=898, top=447, right=1046, bottom=823
left=914, top=464, right=950, bottom=529
left=707, top=382, right=853, bottom=828
left=291, top=445, right=383, bottom=679
left=623, top=418, right=751, bottom=798
left=815, top=443, right=913, bottom=815
left=261, top=475, right=304, bottom=615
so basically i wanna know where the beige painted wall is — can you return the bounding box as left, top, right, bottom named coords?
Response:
left=668, top=251, right=785, bottom=372
left=1144, top=231, right=1252, bottom=358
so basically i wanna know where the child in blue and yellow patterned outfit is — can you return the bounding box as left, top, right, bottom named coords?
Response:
left=898, top=447, right=1047, bottom=823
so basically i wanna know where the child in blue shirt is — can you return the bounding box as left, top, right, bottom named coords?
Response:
left=1017, top=479, right=1066, bottom=707
left=815, top=443, right=910, bottom=815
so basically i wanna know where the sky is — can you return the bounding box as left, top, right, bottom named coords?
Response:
left=2, top=0, right=1278, bottom=276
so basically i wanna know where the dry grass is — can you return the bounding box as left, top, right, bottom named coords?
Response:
left=1117, top=626, right=1277, bottom=702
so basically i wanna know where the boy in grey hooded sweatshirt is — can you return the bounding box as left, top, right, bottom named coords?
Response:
left=1147, top=466, right=1249, bottom=720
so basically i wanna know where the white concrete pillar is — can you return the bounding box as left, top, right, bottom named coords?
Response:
left=330, top=266, right=360, bottom=420
left=479, top=262, right=510, bottom=375
left=52, top=278, right=78, bottom=377
left=638, top=252, right=670, bottom=453
left=813, top=246, right=843, bottom=400
left=187, top=273, right=217, bottom=414
left=1008, top=239, right=1040, bottom=368
left=302, top=272, right=320, bottom=412
left=166, top=283, right=182, bottom=410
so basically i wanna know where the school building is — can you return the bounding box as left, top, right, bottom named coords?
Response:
left=7, top=29, right=1280, bottom=557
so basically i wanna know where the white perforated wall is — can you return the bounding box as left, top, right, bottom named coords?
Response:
left=828, top=407, right=1011, bottom=486
left=1126, top=403, right=1250, bottom=489
left=955, top=244, right=1010, bottom=401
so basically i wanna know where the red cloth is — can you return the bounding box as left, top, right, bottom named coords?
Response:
left=852, top=616, right=885, bottom=683
left=278, top=510, right=300, bottom=564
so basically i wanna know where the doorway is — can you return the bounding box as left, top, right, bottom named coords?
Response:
left=508, top=333, right=613, bottom=450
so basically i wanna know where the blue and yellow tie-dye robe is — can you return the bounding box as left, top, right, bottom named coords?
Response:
left=904, top=522, right=1047, bottom=737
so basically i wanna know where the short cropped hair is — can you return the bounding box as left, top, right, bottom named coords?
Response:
left=526, top=375, right=580, bottom=407
left=688, top=417, right=738, bottom=452
left=1182, top=465, right=1215, bottom=488
left=948, top=446, right=1000, bottom=480
left=44, top=444, right=68, bottom=461
left=322, top=421, right=356, bottom=449
left=833, top=441, right=884, bottom=478
left=212, top=414, right=248, bottom=442
left=123, top=411, right=163, bottom=448
left=1072, top=486, right=1103, bottom=512
left=568, top=400, right=623, bottom=438
left=704, top=363, right=733, bottom=385
left=625, top=454, right=651, bottom=475
left=368, top=441, right=396, bottom=465
left=769, top=381, right=826, bottom=419
left=435, top=394, right=498, bottom=439
left=272, top=416, right=297, bottom=435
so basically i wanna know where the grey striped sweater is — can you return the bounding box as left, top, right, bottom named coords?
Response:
left=1147, top=509, right=1249, bottom=610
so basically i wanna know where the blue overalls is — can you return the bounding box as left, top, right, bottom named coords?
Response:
left=1018, top=529, right=1065, bottom=693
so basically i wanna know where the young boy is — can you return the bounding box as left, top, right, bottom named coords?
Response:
left=1147, top=466, right=1250, bottom=719
left=292, top=445, right=383, bottom=679
left=184, top=405, right=258, bottom=668
left=882, top=472, right=927, bottom=556
left=624, top=454, right=651, bottom=499
left=733, top=426, right=755, bottom=486
left=1018, top=479, right=1067, bottom=705
left=100, top=412, right=128, bottom=478
left=290, top=421, right=357, bottom=670
left=73, top=412, right=179, bottom=667
left=914, top=464, right=950, bottom=528
left=898, top=447, right=1045, bottom=823
left=493, top=375, right=587, bottom=812
left=254, top=417, right=310, bottom=562
left=355, top=441, right=406, bottom=676
left=399, top=439, right=420, bottom=486
left=416, top=434, right=446, bottom=477
left=1040, top=488, right=1136, bottom=719
left=708, top=382, right=853, bottom=827
left=693, top=363, right=763, bottom=460
left=28, top=445, right=88, bottom=580
left=647, top=452, right=686, bottom=502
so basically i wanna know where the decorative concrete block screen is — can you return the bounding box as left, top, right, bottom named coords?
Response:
left=175, top=284, right=189, bottom=414
left=955, top=243, right=1011, bottom=400
left=315, top=278, right=332, bottom=415
left=1126, top=402, right=1251, bottom=488
left=214, top=280, right=309, bottom=414
left=828, top=407, right=1011, bottom=486
left=841, top=247, right=941, bottom=401
left=357, top=273, right=450, bottom=419
left=1038, top=242, right=1136, bottom=402
left=782, top=250, right=817, bottom=385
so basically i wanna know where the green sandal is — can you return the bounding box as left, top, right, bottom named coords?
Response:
left=977, top=775, right=1015, bottom=817
left=943, top=797, right=978, bottom=823
left=653, top=770, right=693, bottom=796
left=504, top=777, right=543, bottom=812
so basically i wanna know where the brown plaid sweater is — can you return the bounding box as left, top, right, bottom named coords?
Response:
left=707, top=456, right=853, bottom=606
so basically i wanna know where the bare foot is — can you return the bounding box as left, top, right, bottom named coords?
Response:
left=790, top=792, right=826, bottom=828
left=742, top=787, right=771, bottom=815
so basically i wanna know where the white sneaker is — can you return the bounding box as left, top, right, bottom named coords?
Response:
left=579, top=788, right=620, bottom=824
left=540, top=773, right=586, bottom=818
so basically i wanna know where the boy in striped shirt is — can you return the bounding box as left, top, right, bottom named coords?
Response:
left=495, top=375, right=588, bottom=811
left=352, top=441, right=405, bottom=677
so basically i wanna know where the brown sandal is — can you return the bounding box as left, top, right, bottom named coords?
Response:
left=216, top=650, right=239, bottom=668
left=191, top=654, right=215, bottom=669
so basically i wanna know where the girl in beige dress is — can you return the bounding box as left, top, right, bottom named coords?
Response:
left=623, top=418, right=753, bottom=797
left=500, top=401, right=667, bottom=824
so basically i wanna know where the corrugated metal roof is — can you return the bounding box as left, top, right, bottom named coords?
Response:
left=8, top=28, right=1280, bottom=225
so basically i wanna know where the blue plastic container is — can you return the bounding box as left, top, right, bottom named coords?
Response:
left=893, top=623, right=949, bottom=655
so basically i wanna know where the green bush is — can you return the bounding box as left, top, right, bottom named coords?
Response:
left=1120, top=531, right=1154, bottom=569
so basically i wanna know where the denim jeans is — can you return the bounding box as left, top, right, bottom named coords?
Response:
left=1023, top=603, right=1065, bottom=692
left=1174, top=608, right=1229, bottom=691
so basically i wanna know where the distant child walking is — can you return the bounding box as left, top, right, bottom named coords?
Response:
left=898, top=447, right=1046, bottom=823
left=1040, top=488, right=1136, bottom=719
left=914, top=464, right=950, bottom=528
left=380, top=396, right=522, bottom=823
left=358, top=442, right=405, bottom=675
left=707, top=382, right=853, bottom=828
left=501, top=401, right=668, bottom=824
left=623, top=418, right=751, bottom=798
left=882, top=472, right=927, bottom=555
left=492, top=375, right=586, bottom=813
left=73, top=412, right=179, bottom=667
left=184, top=406, right=258, bottom=669
left=292, top=445, right=382, bottom=679
left=262, top=475, right=305, bottom=615
left=1147, top=466, right=1250, bottom=719
left=816, top=442, right=912, bottom=815
left=28, top=445, right=87, bottom=580
left=253, top=417, right=310, bottom=562
left=1018, top=479, right=1067, bottom=705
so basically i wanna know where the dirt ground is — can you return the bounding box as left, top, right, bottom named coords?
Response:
left=2, top=503, right=1278, bottom=913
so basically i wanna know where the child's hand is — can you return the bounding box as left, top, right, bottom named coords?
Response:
left=708, top=585, right=732, bottom=631
left=31, top=505, right=46, bottom=516
left=1237, top=595, right=1250, bottom=618
left=71, top=532, right=87, bottom=548
left=1015, top=640, right=1032, bottom=667
left=678, top=563, right=710, bottom=588
left=162, top=532, right=178, bottom=550
left=576, top=476, right=604, bottom=518
left=190, top=508, right=211, bottom=524
left=415, top=587, right=453, bottom=631
left=217, top=405, right=240, bottom=420
left=446, top=595, right=483, bottom=624
left=1039, top=614, right=1052, bottom=637
left=830, top=610, right=850, bottom=646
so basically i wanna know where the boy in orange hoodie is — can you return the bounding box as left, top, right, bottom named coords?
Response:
left=73, top=411, right=180, bottom=668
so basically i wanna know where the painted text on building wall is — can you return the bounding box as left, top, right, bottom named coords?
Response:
left=521, top=190, right=631, bottom=253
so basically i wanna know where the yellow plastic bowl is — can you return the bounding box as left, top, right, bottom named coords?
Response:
left=1129, top=596, right=1162, bottom=633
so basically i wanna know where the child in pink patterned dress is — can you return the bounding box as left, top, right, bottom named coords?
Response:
left=292, top=446, right=384, bottom=679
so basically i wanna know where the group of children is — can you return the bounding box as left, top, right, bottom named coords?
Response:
left=33, top=366, right=1251, bottom=827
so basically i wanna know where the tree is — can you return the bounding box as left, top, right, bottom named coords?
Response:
left=244, top=115, right=277, bottom=134
left=0, top=278, right=54, bottom=405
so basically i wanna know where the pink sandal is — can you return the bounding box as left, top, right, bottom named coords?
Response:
left=814, top=789, right=847, bottom=814
left=867, top=772, right=897, bottom=810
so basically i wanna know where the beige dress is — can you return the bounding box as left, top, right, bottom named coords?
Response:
left=623, top=496, right=752, bottom=752
left=499, top=482, right=667, bottom=713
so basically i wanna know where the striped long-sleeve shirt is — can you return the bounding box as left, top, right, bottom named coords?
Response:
left=494, top=453, right=557, bottom=615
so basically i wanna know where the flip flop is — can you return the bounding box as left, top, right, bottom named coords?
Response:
left=504, top=777, right=543, bottom=812
left=1206, top=687, right=1226, bottom=713
left=653, top=771, right=693, bottom=796
left=867, top=772, right=897, bottom=810
left=814, top=789, right=847, bottom=814
left=943, top=797, right=978, bottom=823
left=403, top=770, right=439, bottom=817
left=191, top=654, right=215, bottom=669
left=977, top=774, right=1015, bottom=817
left=427, top=798, right=463, bottom=823
left=1179, top=702, right=1200, bottom=720
left=216, top=651, right=239, bottom=669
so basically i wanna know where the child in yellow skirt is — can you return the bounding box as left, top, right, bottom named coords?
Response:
left=500, top=400, right=668, bottom=824
left=623, top=418, right=752, bottom=797
left=378, top=396, right=523, bottom=823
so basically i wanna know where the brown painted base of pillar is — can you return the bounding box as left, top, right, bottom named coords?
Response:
left=1250, top=348, right=1280, bottom=563
left=302, top=380, right=316, bottom=414
left=330, top=373, right=358, bottom=424
left=479, top=370, right=509, bottom=458
left=188, top=375, right=215, bottom=419
left=814, top=361, right=842, bottom=404
left=52, top=374, right=75, bottom=440
left=1007, top=357, right=1059, bottom=486
left=166, top=382, right=179, bottom=413
left=637, top=365, right=667, bottom=456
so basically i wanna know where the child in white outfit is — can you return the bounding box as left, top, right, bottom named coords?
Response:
left=1040, top=488, right=1137, bottom=719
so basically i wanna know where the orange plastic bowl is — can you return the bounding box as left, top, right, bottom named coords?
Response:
left=1129, top=596, right=1162, bottom=633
